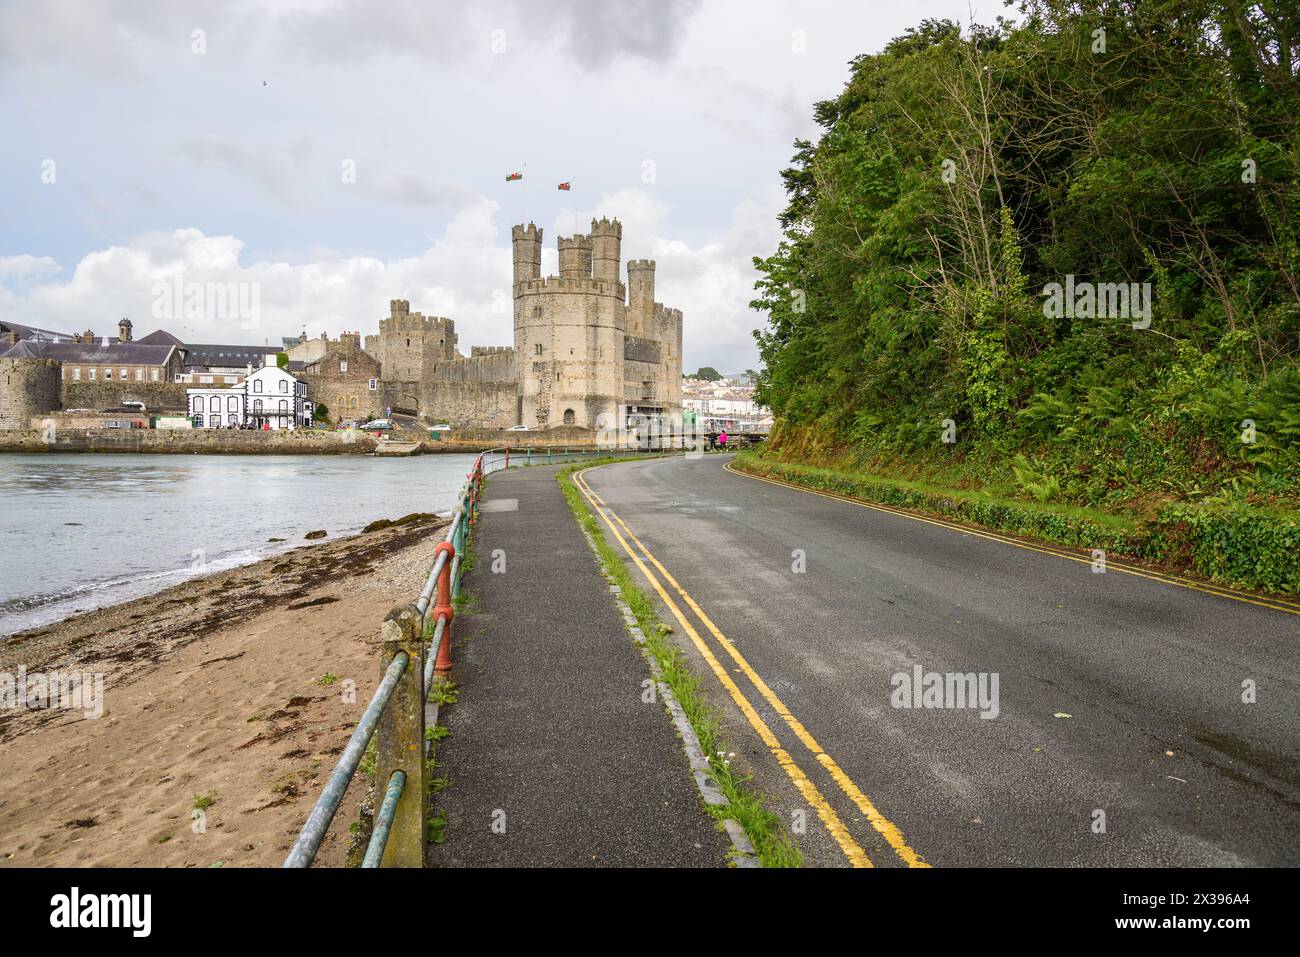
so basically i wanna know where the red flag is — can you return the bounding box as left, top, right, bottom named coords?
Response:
left=505, top=171, right=522, bottom=182
left=557, top=182, right=571, bottom=191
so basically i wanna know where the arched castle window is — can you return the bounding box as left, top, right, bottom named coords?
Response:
left=563, top=408, right=575, bottom=425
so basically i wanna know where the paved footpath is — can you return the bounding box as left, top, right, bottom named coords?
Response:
left=432, top=463, right=727, bottom=867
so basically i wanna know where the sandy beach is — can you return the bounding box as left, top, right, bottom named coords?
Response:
left=0, top=515, right=447, bottom=867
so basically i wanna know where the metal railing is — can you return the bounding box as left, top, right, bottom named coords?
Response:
left=282, top=445, right=647, bottom=867
left=283, top=449, right=492, bottom=868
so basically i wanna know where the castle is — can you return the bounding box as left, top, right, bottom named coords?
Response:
left=299, top=217, right=682, bottom=430
left=512, top=217, right=681, bottom=430
left=0, top=217, right=683, bottom=432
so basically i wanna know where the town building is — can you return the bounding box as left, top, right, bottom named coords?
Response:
left=187, top=363, right=313, bottom=430
left=138, top=329, right=280, bottom=384
left=0, top=334, right=185, bottom=386
left=300, top=332, right=383, bottom=423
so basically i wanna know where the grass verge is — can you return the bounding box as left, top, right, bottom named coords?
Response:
left=732, top=451, right=1300, bottom=594
left=558, top=458, right=802, bottom=868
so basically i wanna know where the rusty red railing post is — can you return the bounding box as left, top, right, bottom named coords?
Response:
left=432, top=540, right=456, bottom=677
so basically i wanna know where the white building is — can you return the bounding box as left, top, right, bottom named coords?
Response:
left=187, top=364, right=314, bottom=430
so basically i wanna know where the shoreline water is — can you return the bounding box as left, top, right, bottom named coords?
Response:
left=0, top=452, right=480, bottom=637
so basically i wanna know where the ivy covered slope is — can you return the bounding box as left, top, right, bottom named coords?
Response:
left=749, top=1, right=1300, bottom=593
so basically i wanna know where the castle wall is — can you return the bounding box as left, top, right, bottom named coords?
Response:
left=420, top=350, right=517, bottom=429
left=0, top=358, right=61, bottom=429
left=61, top=381, right=189, bottom=413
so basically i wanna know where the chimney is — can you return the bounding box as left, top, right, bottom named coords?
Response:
left=6, top=331, right=18, bottom=347
left=82, top=329, right=94, bottom=344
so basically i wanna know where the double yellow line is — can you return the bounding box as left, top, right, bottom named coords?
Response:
left=573, top=467, right=929, bottom=869
left=726, top=462, right=1300, bottom=618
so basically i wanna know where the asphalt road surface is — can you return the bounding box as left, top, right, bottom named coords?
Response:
left=578, top=453, right=1300, bottom=867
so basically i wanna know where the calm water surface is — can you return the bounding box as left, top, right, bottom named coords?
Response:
left=0, top=453, right=479, bottom=636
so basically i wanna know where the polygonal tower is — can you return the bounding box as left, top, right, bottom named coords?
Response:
left=512, top=223, right=542, bottom=287
left=625, top=259, right=656, bottom=339
left=590, top=217, right=622, bottom=282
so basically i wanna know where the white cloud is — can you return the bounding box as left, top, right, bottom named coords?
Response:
left=0, top=254, right=61, bottom=282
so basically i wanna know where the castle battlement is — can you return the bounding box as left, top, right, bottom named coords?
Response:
left=515, top=276, right=626, bottom=298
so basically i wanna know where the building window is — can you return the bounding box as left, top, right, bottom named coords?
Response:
left=563, top=408, right=575, bottom=425
left=120, top=368, right=128, bottom=380
left=535, top=343, right=543, bottom=355
left=279, top=379, right=288, bottom=393
left=368, top=378, right=377, bottom=391
left=89, top=368, right=97, bottom=380
left=229, top=413, right=237, bottom=426
left=151, top=368, right=159, bottom=382
left=253, top=399, right=263, bottom=413
left=135, top=368, right=143, bottom=381
left=174, top=373, right=182, bottom=382
left=104, top=369, right=113, bottom=380
left=340, top=360, right=348, bottom=373
left=278, top=399, right=288, bottom=413
left=72, top=367, right=81, bottom=381
left=194, top=414, right=204, bottom=428
left=254, top=380, right=263, bottom=393
left=200, top=375, right=212, bottom=384
left=210, top=396, right=220, bottom=412
left=227, top=396, right=238, bottom=411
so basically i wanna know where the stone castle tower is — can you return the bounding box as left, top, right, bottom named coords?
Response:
left=512, top=218, right=682, bottom=430
left=374, top=299, right=458, bottom=382
left=0, top=357, right=61, bottom=429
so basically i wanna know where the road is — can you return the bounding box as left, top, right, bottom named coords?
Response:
left=577, top=453, right=1300, bottom=867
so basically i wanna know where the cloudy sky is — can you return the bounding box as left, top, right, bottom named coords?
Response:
left=0, top=0, right=996, bottom=372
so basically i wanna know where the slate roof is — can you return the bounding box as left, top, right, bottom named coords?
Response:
left=136, top=329, right=186, bottom=346
left=0, top=339, right=178, bottom=365
left=184, top=343, right=281, bottom=370
left=0, top=319, right=77, bottom=341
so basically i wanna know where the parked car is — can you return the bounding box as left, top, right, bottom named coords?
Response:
left=506, top=424, right=530, bottom=431
left=430, top=423, right=452, bottom=431
left=360, top=418, right=393, bottom=431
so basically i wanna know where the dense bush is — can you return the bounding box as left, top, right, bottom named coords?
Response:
left=752, top=2, right=1300, bottom=515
